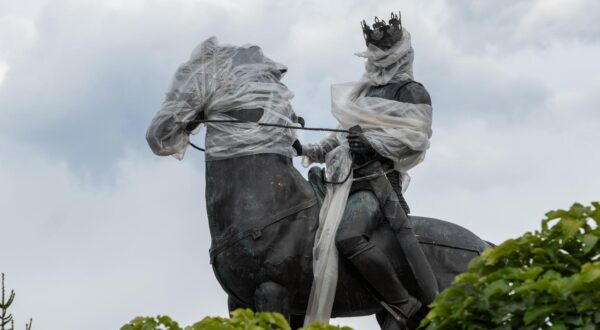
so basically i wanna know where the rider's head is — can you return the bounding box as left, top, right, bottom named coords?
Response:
left=361, top=12, right=403, bottom=51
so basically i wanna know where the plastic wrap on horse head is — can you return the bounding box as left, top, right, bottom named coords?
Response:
left=146, top=37, right=299, bottom=160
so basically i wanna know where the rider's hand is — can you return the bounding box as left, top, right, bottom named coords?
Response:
left=292, top=139, right=303, bottom=156
left=347, top=132, right=379, bottom=163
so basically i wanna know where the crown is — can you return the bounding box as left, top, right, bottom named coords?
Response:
left=361, top=12, right=403, bottom=50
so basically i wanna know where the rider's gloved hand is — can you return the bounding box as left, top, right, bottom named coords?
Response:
left=347, top=132, right=379, bottom=164
left=292, top=139, right=303, bottom=156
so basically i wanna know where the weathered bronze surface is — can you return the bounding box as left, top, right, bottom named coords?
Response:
left=206, top=151, right=492, bottom=329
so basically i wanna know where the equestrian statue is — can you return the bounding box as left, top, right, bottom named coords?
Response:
left=146, top=12, right=493, bottom=330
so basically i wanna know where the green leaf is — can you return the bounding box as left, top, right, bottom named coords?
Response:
left=484, top=239, right=518, bottom=265
left=559, top=217, right=584, bottom=239
left=269, top=313, right=292, bottom=330
left=523, top=305, right=555, bottom=325
left=581, top=322, right=596, bottom=330
left=590, top=202, right=600, bottom=225
left=563, top=314, right=583, bottom=325
left=141, top=323, right=156, bottom=330
left=582, top=234, right=599, bottom=254
left=549, top=322, right=567, bottom=330
left=483, top=279, right=509, bottom=299
left=580, top=262, right=600, bottom=283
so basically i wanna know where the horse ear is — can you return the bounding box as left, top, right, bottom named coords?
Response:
left=191, top=36, right=219, bottom=60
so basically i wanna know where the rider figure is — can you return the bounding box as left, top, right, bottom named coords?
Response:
left=295, top=12, right=438, bottom=329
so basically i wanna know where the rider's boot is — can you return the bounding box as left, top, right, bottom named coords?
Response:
left=384, top=191, right=439, bottom=304
left=337, top=238, right=422, bottom=329
left=357, top=161, right=440, bottom=305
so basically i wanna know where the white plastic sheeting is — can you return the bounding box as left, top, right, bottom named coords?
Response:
left=303, top=28, right=433, bottom=325
left=304, top=146, right=353, bottom=324
left=355, top=28, right=415, bottom=86
left=146, top=37, right=299, bottom=160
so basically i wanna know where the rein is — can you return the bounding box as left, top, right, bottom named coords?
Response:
left=187, top=119, right=350, bottom=152
left=189, top=119, right=376, bottom=185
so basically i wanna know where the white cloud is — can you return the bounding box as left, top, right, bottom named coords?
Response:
left=0, top=141, right=227, bottom=328
left=0, top=61, right=8, bottom=86
left=0, top=14, right=36, bottom=57
left=409, top=112, right=600, bottom=244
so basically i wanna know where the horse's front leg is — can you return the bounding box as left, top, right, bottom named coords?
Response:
left=254, top=281, right=290, bottom=319
left=228, top=295, right=251, bottom=313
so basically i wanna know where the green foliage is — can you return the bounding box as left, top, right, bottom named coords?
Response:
left=299, top=322, right=352, bottom=330
left=121, top=308, right=352, bottom=330
left=192, top=309, right=291, bottom=330
left=421, top=202, right=600, bottom=329
left=120, top=315, right=182, bottom=330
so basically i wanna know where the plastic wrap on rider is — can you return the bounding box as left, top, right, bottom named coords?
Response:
left=146, top=37, right=299, bottom=160
left=301, top=84, right=432, bottom=193
left=304, top=145, right=353, bottom=326
left=355, top=27, right=415, bottom=85
left=331, top=82, right=432, bottom=192
left=301, top=132, right=343, bottom=167
left=305, top=31, right=432, bottom=324
left=301, top=30, right=430, bottom=188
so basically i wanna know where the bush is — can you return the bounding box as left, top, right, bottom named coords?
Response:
left=421, top=202, right=600, bottom=330
left=121, top=308, right=352, bottom=330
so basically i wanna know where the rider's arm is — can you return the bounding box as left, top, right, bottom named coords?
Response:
left=300, top=132, right=340, bottom=165
left=395, top=82, right=432, bottom=106
left=383, top=82, right=432, bottom=157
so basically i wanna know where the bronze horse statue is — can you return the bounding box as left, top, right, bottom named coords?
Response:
left=204, top=121, right=492, bottom=329
left=147, top=38, right=492, bottom=329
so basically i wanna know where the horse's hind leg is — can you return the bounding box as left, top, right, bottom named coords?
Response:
left=254, top=281, right=290, bottom=318
left=376, top=312, right=387, bottom=329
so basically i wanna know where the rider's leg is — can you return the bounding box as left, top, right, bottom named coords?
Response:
left=365, top=173, right=439, bottom=305
left=387, top=203, right=439, bottom=304
left=335, top=191, right=421, bottom=324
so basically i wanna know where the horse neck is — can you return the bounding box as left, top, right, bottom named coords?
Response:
left=205, top=153, right=301, bottom=188
left=204, top=153, right=314, bottom=238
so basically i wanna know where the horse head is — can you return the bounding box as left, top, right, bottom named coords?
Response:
left=147, top=37, right=300, bottom=160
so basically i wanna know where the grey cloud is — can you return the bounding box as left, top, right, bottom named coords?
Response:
left=0, top=0, right=298, bottom=180
left=439, top=0, right=600, bottom=53
left=0, top=143, right=223, bottom=329
left=1, top=1, right=599, bottom=329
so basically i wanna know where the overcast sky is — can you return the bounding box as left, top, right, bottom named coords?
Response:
left=1, top=0, right=599, bottom=329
